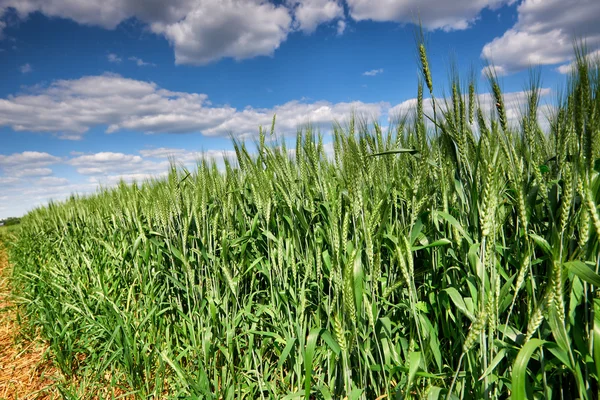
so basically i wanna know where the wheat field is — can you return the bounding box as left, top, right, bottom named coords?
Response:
left=5, top=43, right=600, bottom=399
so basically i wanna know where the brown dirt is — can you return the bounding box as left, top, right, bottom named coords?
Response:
left=0, top=246, right=60, bottom=400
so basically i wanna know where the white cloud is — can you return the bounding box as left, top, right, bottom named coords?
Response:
left=140, top=147, right=238, bottom=166
left=482, top=0, right=600, bottom=74
left=0, top=181, right=98, bottom=218
left=388, top=87, right=552, bottom=130
left=481, top=65, right=508, bottom=77
left=107, top=53, right=122, bottom=63
left=20, top=63, right=32, bottom=73
left=13, top=167, right=53, bottom=177
left=336, top=19, right=346, bottom=35
left=346, top=0, right=514, bottom=31
left=288, top=0, right=344, bottom=33
left=201, top=99, right=386, bottom=137
left=0, top=152, right=62, bottom=192
left=2, top=0, right=534, bottom=67
left=138, top=147, right=199, bottom=164
left=1, top=0, right=293, bottom=65
left=556, top=49, right=600, bottom=74
left=363, top=68, right=383, bottom=76
left=129, top=56, right=155, bottom=66
left=58, top=132, right=85, bottom=141
left=0, top=0, right=197, bottom=30
left=0, top=85, right=557, bottom=219
left=88, top=172, right=169, bottom=186
left=152, top=0, right=292, bottom=65
left=0, top=74, right=214, bottom=136
left=138, top=147, right=192, bottom=159
left=0, top=74, right=386, bottom=138
left=37, top=176, right=69, bottom=186
left=68, top=152, right=168, bottom=176
left=0, top=148, right=187, bottom=218
left=1, top=0, right=135, bottom=29
left=0, top=176, right=18, bottom=185
left=0, top=151, right=61, bottom=168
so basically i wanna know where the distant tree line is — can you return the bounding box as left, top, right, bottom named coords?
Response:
left=0, top=217, right=21, bottom=226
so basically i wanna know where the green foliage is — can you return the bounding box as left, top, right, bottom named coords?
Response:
left=6, top=45, right=600, bottom=399
left=0, top=217, right=21, bottom=226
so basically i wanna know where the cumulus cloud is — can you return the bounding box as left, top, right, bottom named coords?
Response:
left=0, top=181, right=98, bottom=218
left=482, top=0, right=600, bottom=74
left=152, top=0, right=292, bottom=65
left=481, top=65, right=508, bottom=77
left=69, top=149, right=236, bottom=185
left=0, top=85, right=556, bottom=219
left=389, top=87, right=552, bottom=129
left=107, top=53, right=122, bottom=63
left=138, top=147, right=194, bottom=159
left=346, top=0, right=514, bottom=31
left=139, top=147, right=240, bottom=170
left=139, top=148, right=200, bottom=164
left=88, top=172, right=169, bottom=186
left=69, top=151, right=169, bottom=176
left=13, top=167, right=53, bottom=177
left=129, top=56, right=155, bottom=66
left=0, top=151, right=61, bottom=168
left=556, top=49, right=600, bottom=74
left=0, top=148, right=193, bottom=218
left=200, top=99, right=386, bottom=137
left=288, top=0, right=344, bottom=33
left=0, top=151, right=69, bottom=215
left=0, top=74, right=386, bottom=138
left=37, top=176, right=69, bottom=186
left=0, top=74, right=216, bottom=137
left=1, top=0, right=293, bottom=65
left=336, top=19, right=346, bottom=35
left=1, top=0, right=523, bottom=65
left=0, top=176, right=18, bottom=185
left=0, top=0, right=194, bottom=29
left=363, top=68, right=383, bottom=76
left=20, top=63, right=32, bottom=73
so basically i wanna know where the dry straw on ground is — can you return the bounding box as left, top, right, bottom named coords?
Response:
left=0, top=247, right=59, bottom=400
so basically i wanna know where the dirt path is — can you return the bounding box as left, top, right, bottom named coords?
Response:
left=0, top=245, right=59, bottom=399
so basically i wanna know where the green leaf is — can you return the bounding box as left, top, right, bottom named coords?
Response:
left=594, top=300, right=600, bottom=381
left=479, top=348, right=507, bottom=380
left=304, top=328, right=320, bottom=399
left=261, top=229, right=278, bottom=242
left=436, top=211, right=473, bottom=244
left=353, top=250, right=364, bottom=315
left=321, top=329, right=341, bottom=356
left=427, top=386, right=443, bottom=400
left=546, top=310, right=572, bottom=369
left=348, top=388, right=364, bottom=400
left=546, top=345, right=572, bottom=370
left=444, top=288, right=475, bottom=321
left=281, top=392, right=304, bottom=400
left=278, top=337, right=296, bottom=369
left=564, top=261, right=600, bottom=287
left=512, top=339, right=547, bottom=400
left=368, top=148, right=419, bottom=157
left=412, top=238, right=452, bottom=251
left=529, top=233, right=551, bottom=256
left=407, top=351, right=422, bottom=389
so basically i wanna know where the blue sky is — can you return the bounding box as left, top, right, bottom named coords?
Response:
left=1, top=0, right=599, bottom=219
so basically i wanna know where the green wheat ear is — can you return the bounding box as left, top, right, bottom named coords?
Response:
left=419, top=43, right=433, bottom=95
